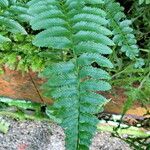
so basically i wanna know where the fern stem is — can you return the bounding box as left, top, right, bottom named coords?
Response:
left=138, top=72, right=150, bottom=89
left=111, top=64, right=133, bottom=79
left=140, top=48, right=150, bottom=53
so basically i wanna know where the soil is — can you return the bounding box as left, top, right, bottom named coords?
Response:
left=0, top=117, right=132, bottom=150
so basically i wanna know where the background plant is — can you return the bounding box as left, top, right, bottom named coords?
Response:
left=110, top=0, right=150, bottom=110
left=108, top=1, right=150, bottom=149
left=0, top=0, right=66, bottom=73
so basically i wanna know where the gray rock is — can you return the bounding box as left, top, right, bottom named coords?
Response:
left=0, top=118, right=132, bottom=150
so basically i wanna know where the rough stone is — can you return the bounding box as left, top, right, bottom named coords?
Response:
left=0, top=118, right=132, bottom=150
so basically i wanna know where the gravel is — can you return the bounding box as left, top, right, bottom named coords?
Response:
left=0, top=118, right=132, bottom=150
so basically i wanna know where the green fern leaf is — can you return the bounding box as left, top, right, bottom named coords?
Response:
left=9, top=4, right=31, bottom=22
left=80, top=79, right=111, bottom=92
left=29, top=0, right=113, bottom=149
left=72, top=14, right=108, bottom=26
left=9, top=0, right=16, bottom=5
left=0, top=17, right=27, bottom=34
left=0, top=34, right=11, bottom=43
left=84, top=0, right=104, bottom=4
left=9, top=5, right=28, bottom=14
left=47, top=73, right=77, bottom=87
left=42, top=61, right=75, bottom=76
left=104, top=0, right=139, bottom=59
left=79, top=66, right=111, bottom=80
left=73, top=22, right=112, bottom=36
left=74, top=31, right=114, bottom=46
left=0, top=0, right=28, bottom=43
left=77, top=53, right=113, bottom=68
left=0, top=0, right=9, bottom=8
left=81, top=92, right=108, bottom=105
left=75, top=41, right=112, bottom=55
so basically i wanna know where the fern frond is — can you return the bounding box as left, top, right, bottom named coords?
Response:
left=42, top=61, right=75, bottom=76
left=0, top=0, right=29, bottom=43
left=0, top=16, right=27, bottom=34
left=29, top=0, right=113, bottom=149
left=0, top=34, right=11, bottom=43
left=8, top=4, right=32, bottom=22
left=104, top=0, right=139, bottom=59
left=0, top=0, right=9, bottom=7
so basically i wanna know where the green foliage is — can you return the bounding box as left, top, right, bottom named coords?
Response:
left=0, top=0, right=33, bottom=72
left=0, top=0, right=29, bottom=43
left=0, top=97, right=49, bottom=121
left=129, top=1, right=150, bottom=50
left=104, top=0, right=139, bottom=60
left=0, top=117, right=9, bottom=133
left=28, top=0, right=114, bottom=149
left=139, top=0, right=150, bottom=4
left=124, top=74, right=150, bottom=113
left=108, top=2, right=150, bottom=149
left=0, top=0, right=148, bottom=149
left=0, top=97, right=41, bottom=110
left=111, top=0, right=150, bottom=111
left=0, top=0, right=65, bottom=72
left=27, top=0, right=145, bottom=149
left=0, top=34, right=47, bottom=72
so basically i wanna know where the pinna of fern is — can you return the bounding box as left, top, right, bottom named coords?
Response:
left=28, top=0, right=114, bottom=150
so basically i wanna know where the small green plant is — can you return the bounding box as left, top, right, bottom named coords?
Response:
left=110, top=0, right=150, bottom=112
left=0, top=0, right=65, bottom=72
left=0, top=0, right=30, bottom=72
left=0, top=0, right=28, bottom=42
